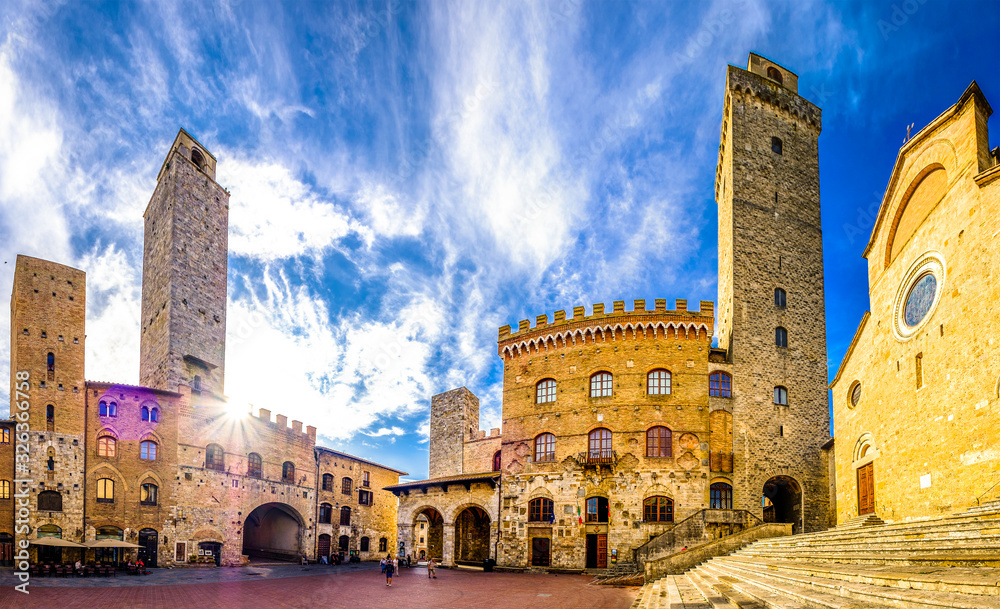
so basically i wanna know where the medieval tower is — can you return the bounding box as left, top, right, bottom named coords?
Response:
left=139, top=129, right=230, bottom=396
left=10, top=256, right=88, bottom=539
left=716, top=53, right=830, bottom=532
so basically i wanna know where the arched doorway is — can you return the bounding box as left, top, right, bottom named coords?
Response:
left=763, top=476, right=802, bottom=533
left=242, top=503, right=304, bottom=562
left=415, top=508, right=443, bottom=561
left=36, top=525, right=62, bottom=563
left=138, top=529, right=158, bottom=568
left=317, top=534, right=331, bottom=562
left=95, top=526, right=123, bottom=565
left=199, top=541, right=222, bottom=566
left=454, top=506, right=491, bottom=564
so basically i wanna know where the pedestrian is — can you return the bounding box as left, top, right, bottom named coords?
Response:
left=427, top=557, right=437, bottom=578
left=385, top=555, right=395, bottom=586
left=380, top=557, right=386, bottom=573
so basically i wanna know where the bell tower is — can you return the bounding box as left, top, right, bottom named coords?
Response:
left=139, top=129, right=230, bottom=396
left=716, top=54, right=830, bottom=532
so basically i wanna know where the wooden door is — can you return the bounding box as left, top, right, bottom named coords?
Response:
left=858, top=462, right=875, bottom=515
left=317, top=534, right=331, bottom=559
left=530, top=537, right=550, bottom=566
left=596, top=534, right=607, bottom=569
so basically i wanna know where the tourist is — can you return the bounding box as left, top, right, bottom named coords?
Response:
left=385, top=555, right=395, bottom=586
left=319, top=554, right=328, bottom=565
left=74, top=560, right=83, bottom=576
left=380, top=556, right=386, bottom=573
left=427, top=557, right=437, bottom=579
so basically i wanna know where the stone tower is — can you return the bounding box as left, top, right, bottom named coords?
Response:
left=139, top=129, right=230, bottom=396
left=716, top=54, right=830, bottom=532
left=428, top=387, right=480, bottom=478
left=10, top=255, right=87, bottom=540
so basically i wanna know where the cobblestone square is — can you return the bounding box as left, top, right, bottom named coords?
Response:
left=0, top=564, right=638, bottom=609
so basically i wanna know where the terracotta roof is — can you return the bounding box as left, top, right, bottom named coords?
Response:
left=315, top=446, right=408, bottom=476
left=384, top=471, right=499, bottom=493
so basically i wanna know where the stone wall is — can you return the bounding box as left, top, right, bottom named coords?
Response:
left=429, top=388, right=480, bottom=479
left=716, top=57, right=831, bottom=533
left=643, top=522, right=792, bottom=580
left=394, top=480, right=499, bottom=566
left=830, top=85, right=1000, bottom=523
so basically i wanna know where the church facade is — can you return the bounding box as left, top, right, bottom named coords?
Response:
left=1, top=130, right=404, bottom=568
left=830, top=83, right=1000, bottom=524
left=389, top=53, right=836, bottom=570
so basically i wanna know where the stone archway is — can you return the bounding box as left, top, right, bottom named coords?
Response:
left=763, top=476, right=802, bottom=533
left=454, top=506, right=491, bottom=564
left=414, top=508, right=444, bottom=561
left=242, top=502, right=305, bottom=562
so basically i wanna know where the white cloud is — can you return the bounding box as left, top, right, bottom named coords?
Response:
left=79, top=244, right=142, bottom=385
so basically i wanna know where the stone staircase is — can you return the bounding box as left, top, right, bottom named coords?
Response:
left=630, top=504, right=1000, bottom=608
left=593, top=560, right=645, bottom=586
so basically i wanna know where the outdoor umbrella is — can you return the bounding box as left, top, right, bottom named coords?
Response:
left=84, top=539, right=142, bottom=548
left=29, top=538, right=87, bottom=547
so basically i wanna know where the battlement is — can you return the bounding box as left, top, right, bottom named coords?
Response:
left=468, top=427, right=502, bottom=442
left=499, top=298, right=713, bottom=339
left=255, top=407, right=317, bottom=442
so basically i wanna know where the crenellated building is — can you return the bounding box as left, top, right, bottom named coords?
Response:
left=0, top=130, right=405, bottom=568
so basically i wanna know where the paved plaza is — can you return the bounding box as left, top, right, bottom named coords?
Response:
left=0, top=563, right=638, bottom=609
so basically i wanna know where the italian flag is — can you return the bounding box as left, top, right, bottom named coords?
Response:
left=577, top=503, right=583, bottom=524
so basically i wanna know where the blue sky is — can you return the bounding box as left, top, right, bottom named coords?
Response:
left=0, top=1, right=997, bottom=480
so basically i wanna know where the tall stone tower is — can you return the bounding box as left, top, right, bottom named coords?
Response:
left=716, top=54, right=830, bottom=532
left=10, top=256, right=87, bottom=540
left=139, top=129, right=230, bottom=396
left=428, top=387, right=479, bottom=478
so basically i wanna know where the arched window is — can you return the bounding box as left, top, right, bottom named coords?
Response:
left=492, top=450, right=501, bottom=471
left=771, top=136, right=783, bottom=155
left=360, top=537, right=370, bottom=552
left=709, top=371, right=733, bottom=397
left=141, top=440, right=157, bottom=460
left=342, top=477, right=353, bottom=494
left=534, top=433, right=555, bottom=462
left=248, top=453, right=262, bottom=478
left=47, top=352, right=55, bottom=372
left=340, top=506, right=351, bottom=526
left=38, top=490, right=62, bottom=511
left=774, top=386, right=788, bottom=406
left=0, top=480, right=9, bottom=500
left=775, top=327, right=788, bottom=348
left=585, top=496, right=609, bottom=523
left=99, top=400, right=118, bottom=417
left=643, top=496, right=674, bottom=522
left=96, top=478, right=114, bottom=503
left=37, top=524, right=61, bottom=538
left=647, top=370, right=671, bottom=395
left=141, top=406, right=150, bottom=421
left=339, top=535, right=350, bottom=552
left=710, top=482, right=733, bottom=509
left=588, top=428, right=612, bottom=463
left=46, top=404, right=55, bottom=423
left=140, top=482, right=158, bottom=506
left=282, top=461, right=295, bottom=483
left=150, top=407, right=159, bottom=422
left=536, top=379, right=557, bottom=403
left=646, top=426, right=672, bottom=457
left=191, top=148, right=205, bottom=169
left=206, top=444, right=225, bottom=471
left=766, top=66, right=783, bottom=84
left=590, top=372, right=613, bottom=397
left=378, top=537, right=388, bottom=552
left=319, top=503, right=332, bottom=524
left=528, top=498, right=554, bottom=522
left=774, top=288, right=787, bottom=308
left=97, top=436, right=116, bottom=458
left=322, top=473, right=334, bottom=491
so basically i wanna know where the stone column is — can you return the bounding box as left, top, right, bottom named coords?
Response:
left=442, top=521, right=456, bottom=567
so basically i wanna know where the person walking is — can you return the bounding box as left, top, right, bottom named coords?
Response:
left=380, top=557, right=386, bottom=574
left=385, top=555, right=395, bottom=586
left=427, top=557, right=437, bottom=578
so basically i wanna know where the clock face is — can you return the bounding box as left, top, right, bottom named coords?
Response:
left=903, top=272, right=937, bottom=328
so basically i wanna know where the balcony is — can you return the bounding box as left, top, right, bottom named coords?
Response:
left=579, top=448, right=617, bottom=467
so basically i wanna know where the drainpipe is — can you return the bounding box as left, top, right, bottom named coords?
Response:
left=494, top=472, right=501, bottom=562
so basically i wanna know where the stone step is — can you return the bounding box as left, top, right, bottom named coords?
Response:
left=742, top=541, right=1000, bottom=557
left=703, top=557, right=1000, bottom=609
left=683, top=572, right=740, bottom=608
left=720, top=556, right=1000, bottom=596
left=737, top=549, right=1000, bottom=568
left=757, top=519, right=1000, bottom=546
left=750, top=531, right=1000, bottom=550
left=691, top=565, right=813, bottom=608
left=963, top=500, right=1000, bottom=514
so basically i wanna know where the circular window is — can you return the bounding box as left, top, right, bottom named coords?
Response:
left=892, top=252, right=945, bottom=341
left=849, top=382, right=861, bottom=408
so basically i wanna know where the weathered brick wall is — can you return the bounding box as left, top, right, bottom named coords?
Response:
left=716, top=56, right=831, bottom=533
left=395, top=481, right=498, bottom=566
left=463, top=430, right=501, bottom=474
left=11, top=256, right=88, bottom=548
left=316, top=448, right=402, bottom=561
left=495, top=300, right=720, bottom=568
left=140, top=130, right=229, bottom=396
left=831, top=87, right=1000, bottom=523
left=429, top=388, right=479, bottom=479
left=0, top=421, right=16, bottom=539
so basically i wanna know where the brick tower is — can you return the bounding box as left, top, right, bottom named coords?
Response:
left=139, top=129, right=230, bottom=396
left=10, top=256, right=87, bottom=541
left=716, top=54, right=830, bottom=532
